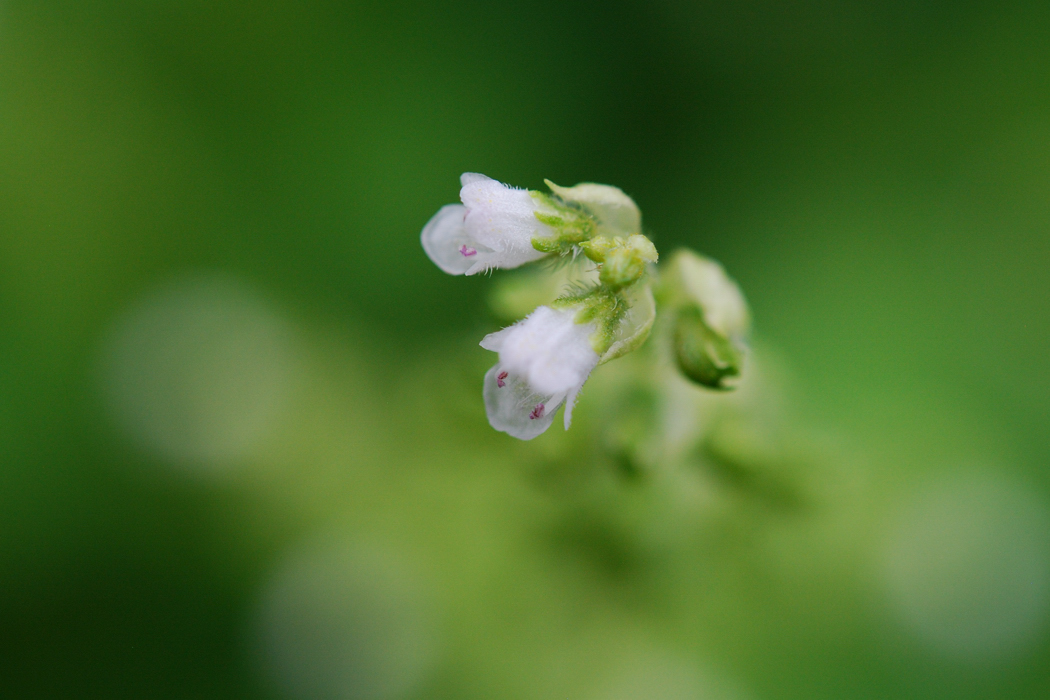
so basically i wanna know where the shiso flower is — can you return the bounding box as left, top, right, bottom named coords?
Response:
left=479, top=305, right=599, bottom=440
left=421, top=173, right=553, bottom=275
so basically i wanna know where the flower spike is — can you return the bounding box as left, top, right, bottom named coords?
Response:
left=417, top=172, right=742, bottom=441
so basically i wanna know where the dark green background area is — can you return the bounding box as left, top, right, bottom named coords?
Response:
left=1, top=1, right=1048, bottom=698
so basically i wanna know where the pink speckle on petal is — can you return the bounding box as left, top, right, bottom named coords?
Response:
left=496, top=371, right=508, bottom=388
left=460, top=245, right=477, bottom=257
left=529, top=403, right=545, bottom=420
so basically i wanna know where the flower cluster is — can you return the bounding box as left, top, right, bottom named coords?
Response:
left=421, top=173, right=746, bottom=440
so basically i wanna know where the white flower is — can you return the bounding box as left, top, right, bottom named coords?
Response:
left=479, top=305, right=599, bottom=440
left=421, top=173, right=551, bottom=275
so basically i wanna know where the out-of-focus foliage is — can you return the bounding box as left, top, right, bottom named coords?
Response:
left=0, top=1, right=1048, bottom=699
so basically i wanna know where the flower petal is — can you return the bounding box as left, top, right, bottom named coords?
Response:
left=563, top=383, right=582, bottom=430
left=482, top=365, right=564, bottom=440
left=460, top=172, right=490, bottom=187
left=460, top=174, right=549, bottom=265
left=479, top=326, right=513, bottom=352
left=497, top=306, right=599, bottom=396
left=420, top=204, right=487, bottom=275
left=462, top=247, right=544, bottom=275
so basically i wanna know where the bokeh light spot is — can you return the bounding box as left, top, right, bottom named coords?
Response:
left=879, top=473, right=1050, bottom=661
left=587, top=650, right=746, bottom=700
left=99, top=273, right=296, bottom=474
left=251, top=538, right=433, bottom=700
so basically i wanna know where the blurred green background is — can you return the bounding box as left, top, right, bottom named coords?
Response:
left=1, top=1, right=1049, bottom=698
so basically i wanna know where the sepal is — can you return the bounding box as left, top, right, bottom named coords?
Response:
left=543, top=180, right=641, bottom=236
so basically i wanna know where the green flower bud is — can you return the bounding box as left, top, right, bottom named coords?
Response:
left=581, top=234, right=658, bottom=265
left=579, top=235, right=616, bottom=262
left=626, top=234, right=658, bottom=263
left=659, top=249, right=750, bottom=390
left=599, top=246, right=647, bottom=290
left=672, top=305, right=743, bottom=389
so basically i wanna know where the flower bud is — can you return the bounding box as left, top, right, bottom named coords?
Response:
left=672, top=305, right=743, bottom=389
left=660, top=249, right=750, bottom=389
left=599, top=246, right=647, bottom=290
left=626, top=234, right=658, bottom=263
left=579, top=235, right=615, bottom=262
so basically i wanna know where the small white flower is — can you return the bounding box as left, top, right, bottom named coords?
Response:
left=479, top=305, right=599, bottom=440
left=421, top=173, right=551, bottom=275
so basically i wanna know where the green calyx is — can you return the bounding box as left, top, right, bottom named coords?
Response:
left=543, top=179, right=642, bottom=236
left=528, top=183, right=656, bottom=264
left=551, top=286, right=629, bottom=356
left=582, top=234, right=658, bottom=290
left=530, top=192, right=597, bottom=253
